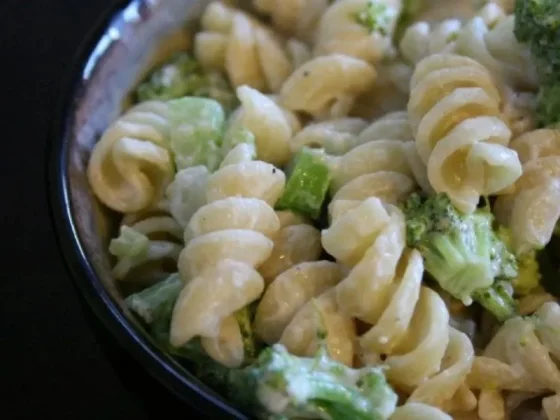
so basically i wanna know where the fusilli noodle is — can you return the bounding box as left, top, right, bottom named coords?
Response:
left=88, top=101, right=174, bottom=213
left=170, top=149, right=286, bottom=366
left=194, top=1, right=294, bottom=93
left=254, top=261, right=355, bottom=366
left=252, top=0, right=329, bottom=44
left=326, top=110, right=433, bottom=195
left=467, top=302, right=560, bottom=419
left=494, top=129, right=560, bottom=255
left=279, top=53, right=377, bottom=119
left=408, top=53, right=522, bottom=213
left=226, top=85, right=300, bottom=167
left=314, top=0, right=402, bottom=64
left=323, top=201, right=474, bottom=409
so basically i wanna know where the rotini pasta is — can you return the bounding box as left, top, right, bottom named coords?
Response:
left=494, top=129, right=560, bottom=255
left=326, top=110, right=432, bottom=195
left=467, top=301, right=560, bottom=419
left=169, top=149, right=285, bottom=366
left=407, top=53, right=522, bottom=213
left=313, top=0, right=402, bottom=64
left=322, top=197, right=474, bottom=409
left=194, top=1, right=293, bottom=92
left=279, top=54, right=377, bottom=119
left=455, top=5, right=538, bottom=92
left=289, top=117, right=368, bottom=156
left=88, top=101, right=174, bottom=213
left=226, top=85, right=299, bottom=167
left=252, top=0, right=329, bottom=44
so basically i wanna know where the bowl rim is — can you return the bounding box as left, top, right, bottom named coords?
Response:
left=46, top=1, right=248, bottom=418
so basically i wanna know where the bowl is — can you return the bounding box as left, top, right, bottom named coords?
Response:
left=47, top=0, right=250, bottom=418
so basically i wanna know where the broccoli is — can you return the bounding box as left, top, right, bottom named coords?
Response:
left=514, top=0, right=560, bottom=127
left=248, top=343, right=398, bottom=420
left=355, top=0, right=397, bottom=36
left=402, top=193, right=518, bottom=320
left=135, top=52, right=237, bottom=113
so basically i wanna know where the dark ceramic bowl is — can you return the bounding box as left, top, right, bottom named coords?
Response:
left=47, top=0, right=250, bottom=418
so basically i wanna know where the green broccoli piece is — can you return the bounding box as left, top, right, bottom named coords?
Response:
left=248, top=344, right=398, bottom=420
left=403, top=193, right=518, bottom=319
left=535, top=81, right=560, bottom=128
left=354, top=0, right=397, bottom=36
left=514, top=0, right=560, bottom=127
left=125, top=273, right=183, bottom=343
left=275, top=148, right=332, bottom=220
left=135, top=52, right=237, bottom=113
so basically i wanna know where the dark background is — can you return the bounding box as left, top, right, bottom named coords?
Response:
left=4, top=1, right=194, bottom=418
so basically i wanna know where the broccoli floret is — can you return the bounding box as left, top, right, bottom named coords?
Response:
left=248, top=344, right=398, bottom=420
left=136, top=52, right=237, bottom=113
left=535, top=81, right=560, bottom=128
left=496, top=226, right=542, bottom=296
left=355, top=0, right=397, bottom=36
left=514, top=0, right=560, bottom=127
left=403, top=193, right=518, bottom=319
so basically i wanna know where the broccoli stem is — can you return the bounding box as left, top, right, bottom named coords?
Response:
left=473, top=281, right=516, bottom=322
left=275, top=148, right=332, bottom=220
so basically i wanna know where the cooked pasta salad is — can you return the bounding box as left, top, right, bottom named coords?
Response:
left=86, top=0, right=560, bottom=419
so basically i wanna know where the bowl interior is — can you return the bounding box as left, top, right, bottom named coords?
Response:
left=55, top=0, right=252, bottom=417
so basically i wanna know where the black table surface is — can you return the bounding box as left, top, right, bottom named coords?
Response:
left=3, top=1, right=199, bottom=418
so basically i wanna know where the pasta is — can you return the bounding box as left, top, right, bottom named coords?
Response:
left=279, top=53, right=377, bottom=119
left=494, top=129, right=560, bottom=255
left=169, top=148, right=285, bottom=366
left=467, top=301, right=560, bottom=419
left=194, top=1, right=293, bottom=92
left=87, top=1, right=560, bottom=418
left=313, top=0, right=402, bottom=64
left=254, top=261, right=354, bottom=364
left=225, top=85, right=299, bottom=167
left=408, top=53, right=522, bottom=213
left=87, top=101, right=174, bottom=213
left=289, top=117, right=369, bottom=156
left=322, top=199, right=474, bottom=410
left=327, top=110, right=433, bottom=195
left=252, top=0, right=329, bottom=43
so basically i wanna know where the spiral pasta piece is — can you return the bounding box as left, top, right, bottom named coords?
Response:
left=87, top=101, right=174, bottom=213
left=455, top=5, right=538, bottom=92
left=194, top=1, right=293, bottom=92
left=467, top=302, right=560, bottom=419
left=327, top=111, right=432, bottom=196
left=408, top=53, right=522, bottom=213
left=494, top=129, right=560, bottom=255
left=289, top=117, right=369, bottom=156
left=252, top=0, right=329, bottom=43
left=226, top=85, right=299, bottom=167
left=170, top=149, right=286, bottom=366
left=254, top=261, right=356, bottom=366
left=279, top=54, right=377, bottom=119
left=313, top=0, right=402, bottom=64
left=322, top=193, right=474, bottom=408
left=258, top=215, right=323, bottom=285
left=110, top=199, right=183, bottom=283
